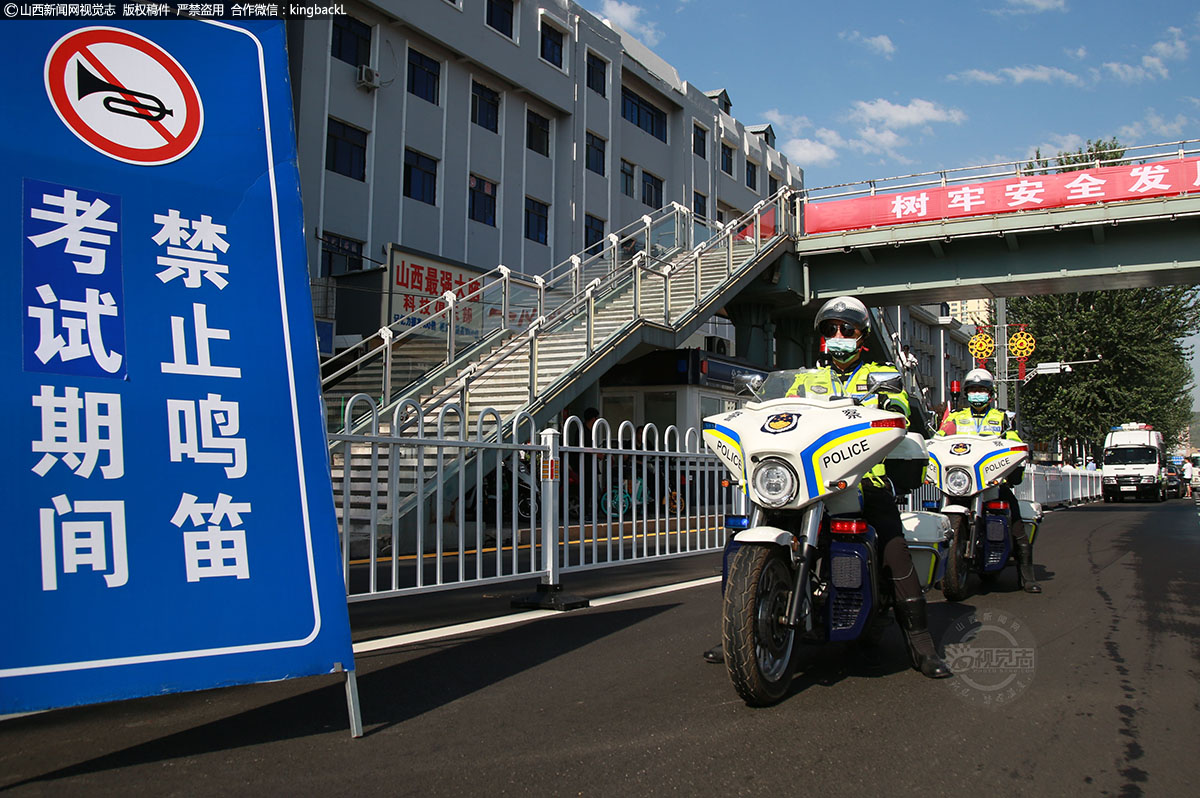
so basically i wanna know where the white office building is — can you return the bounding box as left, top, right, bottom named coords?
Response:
left=286, top=0, right=805, bottom=345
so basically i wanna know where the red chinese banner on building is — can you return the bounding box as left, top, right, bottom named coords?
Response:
left=391, top=253, right=486, bottom=339
left=804, top=156, right=1200, bottom=235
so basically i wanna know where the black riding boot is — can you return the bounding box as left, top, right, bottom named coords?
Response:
left=1014, top=539, right=1042, bottom=593
left=702, top=642, right=723, bottom=664
left=895, top=596, right=952, bottom=678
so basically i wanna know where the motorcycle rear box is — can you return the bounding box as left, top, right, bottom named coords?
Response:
left=886, top=433, right=930, bottom=493
left=900, top=511, right=951, bottom=590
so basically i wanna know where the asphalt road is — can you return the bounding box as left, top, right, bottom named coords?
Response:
left=2, top=496, right=1198, bottom=797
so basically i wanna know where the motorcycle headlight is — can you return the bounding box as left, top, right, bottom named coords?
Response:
left=945, top=467, right=972, bottom=497
left=752, top=458, right=798, bottom=508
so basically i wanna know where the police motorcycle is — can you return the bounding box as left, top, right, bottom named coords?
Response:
left=702, top=369, right=951, bottom=705
left=925, top=435, right=1036, bottom=600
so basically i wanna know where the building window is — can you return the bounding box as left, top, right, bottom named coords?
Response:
left=403, top=148, right=437, bottom=205
left=526, top=109, right=550, bottom=156
left=693, top=125, right=706, bottom=158
left=320, top=233, right=364, bottom=277
left=471, top=82, right=499, bottom=133
left=693, top=191, right=707, bottom=219
left=768, top=175, right=779, bottom=196
left=620, top=160, right=635, bottom=197
left=525, top=197, right=549, bottom=244
left=468, top=175, right=497, bottom=226
left=540, top=22, right=564, bottom=68
left=641, top=171, right=663, bottom=209
left=407, top=49, right=440, bottom=104
left=586, top=53, right=606, bottom=96
left=621, top=87, right=667, bottom=142
left=720, top=143, right=733, bottom=175
left=746, top=161, right=758, bottom=191
left=584, top=214, right=605, bottom=253
left=331, top=16, right=371, bottom=67
left=585, top=132, right=605, bottom=176
left=326, top=118, right=366, bottom=181
left=486, top=0, right=514, bottom=38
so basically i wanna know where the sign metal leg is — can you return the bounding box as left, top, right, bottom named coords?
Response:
left=345, top=670, right=363, bottom=738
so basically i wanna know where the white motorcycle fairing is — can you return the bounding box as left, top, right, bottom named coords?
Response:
left=703, top=395, right=909, bottom=511
left=927, top=434, right=1029, bottom=498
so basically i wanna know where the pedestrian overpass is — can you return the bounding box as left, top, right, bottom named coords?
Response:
left=788, top=180, right=1200, bottom=308
left=323, top=139, right=1200, bottom=437
left=321, top=139, right=1200, bottom=603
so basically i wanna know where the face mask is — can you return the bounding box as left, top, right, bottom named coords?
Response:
left=825, top=336, right=858, bottom=356
left=967, top=392, right=989, bottom=404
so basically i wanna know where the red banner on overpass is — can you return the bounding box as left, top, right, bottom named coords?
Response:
left=804, top=156, right=1200, bottom=235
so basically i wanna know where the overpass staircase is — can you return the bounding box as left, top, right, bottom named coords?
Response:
left=323, top=193, right=801, bottom=534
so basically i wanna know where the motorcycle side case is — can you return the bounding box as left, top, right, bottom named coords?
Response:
left=1018, top=499, right=1043, bottom=546
left=885, top=433, right=930, bottom=493
left=900, top=511, right=951, bottom=590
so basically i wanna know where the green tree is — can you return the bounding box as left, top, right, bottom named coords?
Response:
left=1024, top=137, right=1126, bottom=175
left=1008, top=136, right=1199, bottom=455
left=1010, top=288, right=1200, bottom=451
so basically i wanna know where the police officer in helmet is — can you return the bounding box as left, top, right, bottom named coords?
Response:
left=703, top=296, right=952, bottom=679
left=938, top=368, right=1041, bottom=593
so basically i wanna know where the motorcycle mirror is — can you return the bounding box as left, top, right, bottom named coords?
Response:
left=733, top=372, right=764, bottom=397
left=865, top=371, right=903, bottom=395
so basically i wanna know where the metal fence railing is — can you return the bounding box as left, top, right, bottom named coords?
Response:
left=907, top=464, right=1102, bottom=511
left=329, top=405, right=733, bottom=603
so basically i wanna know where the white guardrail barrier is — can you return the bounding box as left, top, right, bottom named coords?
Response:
left=907, top=464, right=1103, bottom=511
left=330, top=401, right=1099, bottom=604
left=329, top=406, right=736, bottom=604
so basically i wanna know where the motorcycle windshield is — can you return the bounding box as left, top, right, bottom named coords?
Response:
left=759, top=368, right=826, bottom=400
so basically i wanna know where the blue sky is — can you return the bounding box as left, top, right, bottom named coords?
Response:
left=581, top=0, right=1200, bottom=409
left=581, top=0, right=1200, bottom=188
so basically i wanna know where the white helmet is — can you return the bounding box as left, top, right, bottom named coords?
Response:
left=963, top=368, right=994, bottom=409
left=814, top=296, right=871, bottom=336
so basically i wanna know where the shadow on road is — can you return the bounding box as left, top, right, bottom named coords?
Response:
left=2, top=603, right=676, bottom=788
left=768, top=600, right=976, bottom=705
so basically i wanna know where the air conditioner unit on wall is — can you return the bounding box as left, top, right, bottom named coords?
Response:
left=705, top=336, right=729, bottom=356
left=356, top=64, right=381, bottom=90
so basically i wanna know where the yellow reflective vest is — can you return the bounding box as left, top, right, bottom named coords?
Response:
left=938, top=407, right=1022, bottom=442
left=787, top=361, right=909, bottom=487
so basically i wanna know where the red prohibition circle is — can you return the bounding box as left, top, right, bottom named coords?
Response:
left=44, top=27, right=203, bottom=166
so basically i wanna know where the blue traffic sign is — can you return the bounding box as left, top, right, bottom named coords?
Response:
left=1, top=20, right=354, bottom=713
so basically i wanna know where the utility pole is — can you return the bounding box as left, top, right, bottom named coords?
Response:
left=996, top=297, right=1008, bottom=408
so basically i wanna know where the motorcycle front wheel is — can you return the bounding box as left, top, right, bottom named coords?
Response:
left=941, top=513, right=971, bottom=601
left=723, top=544, right=797, bottom=706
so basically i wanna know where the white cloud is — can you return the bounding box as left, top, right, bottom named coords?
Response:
left=948, top=65, right=1081, bottom=85
left=848, top=126, right=912, bottom=163
left=848, top=98, right=966, bottom=128
left=1065, top=46, right=1087, bottom=60
left=949, top=69, right=1004, bottom=84
left=1150, top=27, right=1188, bottom=61
left=840, top=30, right=896, bottom=59
left=1000, top=65, right=1083, bottom=85
left=1001, top=0, right=1067, bottom=13
left=815, top=128, right=847, bottom=147
left=782, top=137, right=839, bottom=167
left=599, top=1, right=662, bottom=47
left=1103, top=27, right=1187, bottom=82
left=763, top=109, right=811, bottom=138
left=1024, top=134, right=1085, bottom=161
left=1118, top=110, right=1189, bottom=141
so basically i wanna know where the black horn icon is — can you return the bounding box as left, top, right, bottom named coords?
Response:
left=76, top=61, right=173, bottom=122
